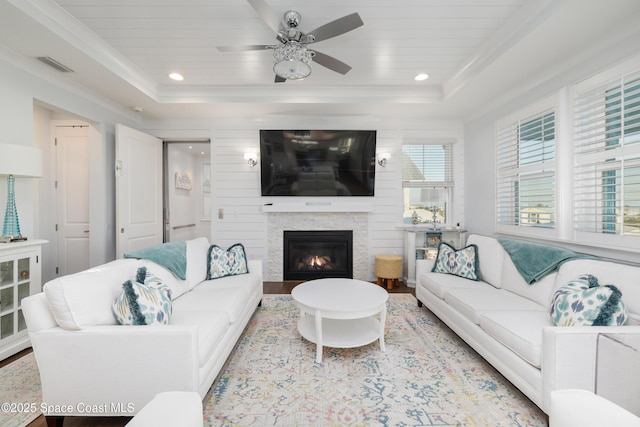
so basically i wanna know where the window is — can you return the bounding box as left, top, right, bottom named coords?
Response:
left=573, top=71, right=640, bottom=237
left=402, top=142, right=453, bottom=226
left=496, top=103, right=556, bottom=231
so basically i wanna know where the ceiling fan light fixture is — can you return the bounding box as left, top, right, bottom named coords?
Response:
left=273, top=42, right=312, bottom=80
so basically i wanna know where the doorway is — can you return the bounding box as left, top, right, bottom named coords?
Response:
left=164, top=141, right=211, bottom=242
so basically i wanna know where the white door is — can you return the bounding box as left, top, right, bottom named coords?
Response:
left=55, top=125, right=90, bottom=275
left=115, top=124, right=163, bottom=258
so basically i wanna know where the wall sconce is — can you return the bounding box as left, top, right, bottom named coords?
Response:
left=244, top=152, right=257, bottom=167
left=377, top=152, right=391, bottom=167
left=0, top=143, right=43, bottom=242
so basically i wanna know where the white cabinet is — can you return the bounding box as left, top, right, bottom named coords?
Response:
left=399, top=226, right=467, bottom=287
left=0, top=240, right=46, bottom=360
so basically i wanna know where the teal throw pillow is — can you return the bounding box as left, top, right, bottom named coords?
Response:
left=550, top=274, right=627, bottom=326
left=207, top=243, right=249, bottom=280
left=113, top=266, right=172, bottom=325
left=431, top=242, right=480, bottom=281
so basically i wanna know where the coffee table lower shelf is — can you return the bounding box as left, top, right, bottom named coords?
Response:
left=297, top=314, right=383, bottom=363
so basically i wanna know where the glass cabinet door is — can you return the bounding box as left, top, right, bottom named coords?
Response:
left=0, top=256, right=31, bottom=341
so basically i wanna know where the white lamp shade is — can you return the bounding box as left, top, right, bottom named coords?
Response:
left=422, top=187, right=446, bottom=203
left=244, top=152, right=257, bottom=162
left=0, top=143, right=43, bottom=177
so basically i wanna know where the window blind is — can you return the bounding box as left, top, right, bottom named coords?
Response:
left=496, top=109, right=556, bottom=228
left=573, top=72, right=640, bottom=236
left=401, top=143, right=453, bottom=187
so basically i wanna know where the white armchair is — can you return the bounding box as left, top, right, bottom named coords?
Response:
left=549, top=389, right=640, bottom=427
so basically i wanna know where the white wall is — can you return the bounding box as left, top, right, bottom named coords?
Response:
left=2, top=51, right=468, bottom=283
left=463, top=29, right=640, bottom=262
left=198, top=117, right=464, bottom=281
left=0, top=55, right=138, bottom=284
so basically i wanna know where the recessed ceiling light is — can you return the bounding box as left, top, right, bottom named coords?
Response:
left=414, top=73, right=429, bottom=81
left=169, top=72, right=184, bottom=81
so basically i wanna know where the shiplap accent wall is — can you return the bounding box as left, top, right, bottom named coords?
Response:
left=164, top=119, right=463, bottom=282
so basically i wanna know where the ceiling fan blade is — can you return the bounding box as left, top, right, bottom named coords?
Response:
left=247, top=0, right=283, bottom=33
left=274, top=75, right=287, bottom=83
left=216, top=45, right=273, bottom=52
left=310, top=50, right=352, bottom=75
left=307, top=13, right=363, bottom=43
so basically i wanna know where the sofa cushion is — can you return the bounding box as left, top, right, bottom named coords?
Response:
left=173, top=274, right=259, bottom=323
left=170, top=310, right=230, bottom=367
left=444, top=287, right=547, bottom=324
left=113, top=267, right=172, bottom=325
left=467, top=234, right=505, bottom=288
left=185, top=237, right=210, bottom=290
left=432, top=242, right=480, bottom=280
left=478, top=310, right=551, bottom=369
left=555, top=259, right=640, bottom=324
left=420, top=271, right=496, bottom=300
left=43, top=259, right=141, bottom=330
left=550, top=274, right=628, bottom=326
left=207, top=243, right=249, bottom=280
left=501, top=253, right=557, bottom=307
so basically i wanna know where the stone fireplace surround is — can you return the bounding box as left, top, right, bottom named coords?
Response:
left=266, top=212, right=369, bottom=281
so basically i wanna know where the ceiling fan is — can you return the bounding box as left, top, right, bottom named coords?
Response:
left=217, top=0, right=363, bottom=82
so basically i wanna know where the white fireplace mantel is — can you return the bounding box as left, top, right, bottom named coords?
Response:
left=262, top=201, right=373, bottom=213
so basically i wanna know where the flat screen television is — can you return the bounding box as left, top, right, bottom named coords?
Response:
left=259, top=130, right=377, bottom=197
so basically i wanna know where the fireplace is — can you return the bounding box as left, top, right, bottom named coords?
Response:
left=283, top=230, right=353, bottom=280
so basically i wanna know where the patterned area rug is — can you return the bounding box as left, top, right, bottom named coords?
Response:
left=0, top=352, right=42, bottom=427
left=203, top=294, right=547, bottom=426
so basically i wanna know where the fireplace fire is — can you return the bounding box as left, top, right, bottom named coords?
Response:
left=301, top=255, right=334, bottom=270
left=284, top=230, right=353, bottom=280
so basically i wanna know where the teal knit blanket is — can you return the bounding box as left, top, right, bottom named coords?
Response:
left=497, top=238, right=596, bottom=284
left=125, top=240, right=187, bottom=280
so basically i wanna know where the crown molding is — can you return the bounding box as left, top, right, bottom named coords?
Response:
left=442, top=0, right=563, bottom=101
left=7, top=0, right=159, bottom=101
left=0, top=44, right=139, bottom=123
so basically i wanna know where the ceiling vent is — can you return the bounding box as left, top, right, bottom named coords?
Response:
left=36, top=56, right=74, bottom=73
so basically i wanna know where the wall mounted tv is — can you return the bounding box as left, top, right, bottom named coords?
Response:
left=259, top=130, right=377, bottom=197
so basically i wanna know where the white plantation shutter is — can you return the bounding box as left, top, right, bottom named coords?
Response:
left=573, top=71, right=640, bottom=236
left=496, top=108, right=556, bottom=228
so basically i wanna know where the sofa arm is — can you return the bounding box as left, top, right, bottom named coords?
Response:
left=542, top=325, right=640, bottom=412
left=248, top=259, right=263, bottom=281
left=30, top=325, right=201, bottom=416
left=415, top=259, right=435, bottom=284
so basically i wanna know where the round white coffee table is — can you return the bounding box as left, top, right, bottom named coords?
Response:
left=291, top=278, right=389, bottom=363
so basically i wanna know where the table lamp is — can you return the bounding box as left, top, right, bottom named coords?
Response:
left=423, top=187, right=446, bottom=229
left=0, top=143, right=43, bottom=243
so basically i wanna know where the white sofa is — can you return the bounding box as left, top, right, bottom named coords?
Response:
left=22, top=237, right=263, bottom=420
left=415, top=233, right=640, bottom=413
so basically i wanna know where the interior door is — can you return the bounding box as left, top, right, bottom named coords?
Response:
left=115, top=124, right=163, bottom=258
left=55, top=125, right=90, bottom=275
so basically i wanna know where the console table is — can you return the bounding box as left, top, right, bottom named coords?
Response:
left=399, top=226, right=467, bottom=287
left=0, top=239, right=46, bottom=360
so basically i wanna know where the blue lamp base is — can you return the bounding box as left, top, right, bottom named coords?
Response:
left=1, top=175, right=26, bottom=242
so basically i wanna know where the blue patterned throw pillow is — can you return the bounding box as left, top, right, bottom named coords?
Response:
left=431, top=242, right=480, bottom=281
left=207, top=243, right=249, bottom=280
left=113, top=266, right=172, bottom=325
left=550, top=274, right=627, bottom=326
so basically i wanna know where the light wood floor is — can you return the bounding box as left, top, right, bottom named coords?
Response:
left=1, top=281, right=413, bottom=427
